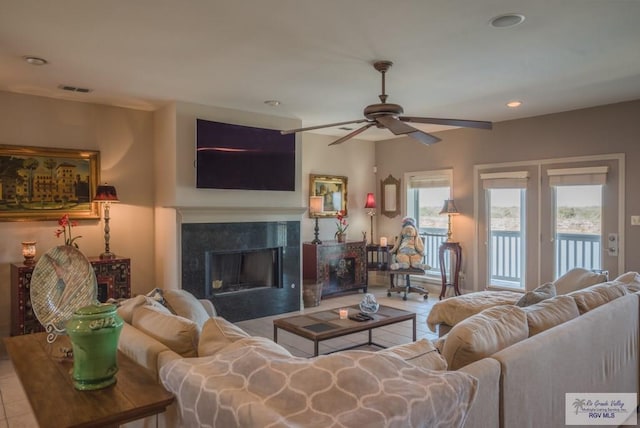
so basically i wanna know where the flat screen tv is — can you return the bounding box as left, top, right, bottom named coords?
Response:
left=196, top=119, right=295, bottom=191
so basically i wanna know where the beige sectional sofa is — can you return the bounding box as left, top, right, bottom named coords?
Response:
left=116, top=272, right=639, bottom=428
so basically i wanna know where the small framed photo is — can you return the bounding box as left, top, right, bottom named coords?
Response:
left=309, top=174, right=348, bottom=218
left=0, top=144, right=101, bottom=221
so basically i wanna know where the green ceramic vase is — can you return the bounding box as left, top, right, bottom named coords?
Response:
left=66, top=303, right=123, bottom=391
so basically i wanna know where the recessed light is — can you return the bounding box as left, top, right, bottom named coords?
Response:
left=23, top=56, right=48, bottom=66
left=264, top=100, right=281, bottom=107
left=490, top=13, right=525, bottom=28
left=506, top=100, right=522, bottom=108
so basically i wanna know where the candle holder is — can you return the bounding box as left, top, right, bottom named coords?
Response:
left=21, top=241, right=36, bottom=265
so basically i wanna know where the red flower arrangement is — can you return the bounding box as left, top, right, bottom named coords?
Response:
left=55, top=214, right=82, bottom=248
left=335, top=210, right=349, bottom=238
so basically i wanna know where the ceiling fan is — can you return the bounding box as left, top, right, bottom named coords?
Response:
left=281, top=60, right=492, bottom=146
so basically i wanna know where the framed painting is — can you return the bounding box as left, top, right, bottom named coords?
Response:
left=309, top=174, right=348, bottom=218
left=0, top=144, right=101, bottom=221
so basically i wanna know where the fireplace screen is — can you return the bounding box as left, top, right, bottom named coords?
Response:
left=205, top=247, right=282, bottom=295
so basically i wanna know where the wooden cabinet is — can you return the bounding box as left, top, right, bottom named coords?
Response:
left=303, top=241, right=367, bottom=297
left=10, top=257, right=131, bottom=336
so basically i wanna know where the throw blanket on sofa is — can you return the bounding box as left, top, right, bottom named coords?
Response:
left=427, top=290, right=523, bottom=332
left=160, top=341, right=477, bottom=428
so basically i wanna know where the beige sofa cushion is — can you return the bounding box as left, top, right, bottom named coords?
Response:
left=442, top=305, right=529, bottom=370
left=568, top=281, right=628, bottom=314
left=379, top=338, right=447, bottom=371
left=553, top=267, right=608, bottom=295
left=162, top=289, right=212, bottom=329
left=117, top=294, right=171, bottom=324
left=198, top=316, right=251, bottom=357
left=515, top=282, right=556, bottom=307
left=132, top=305, right=199, bottom=357
left=521, top=295, right=580, bottom=336
left=614, top=271, right=640, bottom=293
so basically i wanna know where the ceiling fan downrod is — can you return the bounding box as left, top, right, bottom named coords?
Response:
left=373, top=60, right=393, bottom=104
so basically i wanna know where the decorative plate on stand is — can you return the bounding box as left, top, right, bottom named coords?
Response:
left=30, top=245, right=97, bottom=343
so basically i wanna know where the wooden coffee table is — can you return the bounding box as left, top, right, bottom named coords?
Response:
left=3, top=332, right=174, bottom=428
left=273, top=305, right=416, bottom=356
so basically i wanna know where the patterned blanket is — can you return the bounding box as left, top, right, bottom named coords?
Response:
left=427, top=291, right=523, bottom=332
left=160, top=340, right=478, bottom=428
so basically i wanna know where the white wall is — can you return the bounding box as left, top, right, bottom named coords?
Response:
left=0, top=91, right=156, bottom=337
left=301, top=133, right=376, bottom=244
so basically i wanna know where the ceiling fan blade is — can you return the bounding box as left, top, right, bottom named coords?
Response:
left=407, top=130, right=442, bottom=145
left=375, top=115, right=418, bottom=135
left=328, top=123, right=375, bottom=146
left=401, top=116, right=493, bottom=130
left=281, top=119, right=368, bottom=135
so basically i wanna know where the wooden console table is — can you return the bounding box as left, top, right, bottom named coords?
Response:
left=439, top=241, right=462, bottom=299
left=3, top=332, right=174, bottom=428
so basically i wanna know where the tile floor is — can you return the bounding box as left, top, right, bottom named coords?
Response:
left=0, top=283, right=439, bottom=427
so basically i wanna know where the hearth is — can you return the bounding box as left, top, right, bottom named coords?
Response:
left=182, top=221, right=300, bottom=322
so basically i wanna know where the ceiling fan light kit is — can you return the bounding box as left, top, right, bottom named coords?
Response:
left=282, top=60, right=492, bottom=146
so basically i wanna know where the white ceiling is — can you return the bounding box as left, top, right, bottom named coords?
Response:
left=1, top=0, right=640, bottom=141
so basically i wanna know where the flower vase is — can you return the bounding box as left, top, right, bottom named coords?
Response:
left=336, top=233, right=346, bottom=243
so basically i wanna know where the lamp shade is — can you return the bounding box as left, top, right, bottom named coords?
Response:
left=439, top=199, right=459, bottom=215
left=94, top=184, right=119, bottom=202
left=309, top=196, right=324, bottom=215
left=364, top=192, right=376, bottom=209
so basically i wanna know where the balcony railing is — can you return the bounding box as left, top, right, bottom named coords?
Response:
left=489, top=230, right=601, bottom=285
left=418, top=229, right=601, bottom=285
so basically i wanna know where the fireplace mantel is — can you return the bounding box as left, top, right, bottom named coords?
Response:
left=173, top=206, right=307, bottom=224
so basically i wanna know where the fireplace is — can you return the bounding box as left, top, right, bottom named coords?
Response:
left=206, top=247, right=283, bottom=295
left=181, top=221, right=300, bottom=322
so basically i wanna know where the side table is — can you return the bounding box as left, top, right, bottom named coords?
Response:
left=3, top=332, right=174, bottom=428
left=439, top=241, right=462, bottom=299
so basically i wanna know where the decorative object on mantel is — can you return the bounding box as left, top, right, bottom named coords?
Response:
left=359, top=293, right=380, bottom=314
left=21, top=241, right=37, bottom=264
left=66, top=302, right=123, bottom=390
left=439, top=199, right=460, bottom=242
left=55, top=213, right=82, bottom=248
left=94, top=183, right=119, bottom=259
left=364, top=192, right=376, bottom=244
left=309, top=196, right=324, bottom=245
left=335, top=210, right=349, bottom=243
left=30, top=245, right=98, bottom=343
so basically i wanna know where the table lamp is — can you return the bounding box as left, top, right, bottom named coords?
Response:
left=364, top=192, right=376, bottom=244
left=439, top=199, right=459, bottom=242
left=94, top=184, right=119, bottom=259
left=309, top=196, right=324, bottom=245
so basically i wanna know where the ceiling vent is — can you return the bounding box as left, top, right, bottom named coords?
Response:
left=58, top=84, right=92, bottom=93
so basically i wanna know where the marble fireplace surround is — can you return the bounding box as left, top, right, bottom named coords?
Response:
left=178, top=207, right=305, bottom=322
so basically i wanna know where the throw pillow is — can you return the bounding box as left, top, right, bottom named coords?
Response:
left=162, top=289, right=212, bottom=330
left=117, top=294, right=171, bottom=324
left=442, top=305, right=529, bottom=370
left=553, top=268, right=608, bottom=295
left=568, top=281, right=628, bottom=314
left=198, top=317, right=251, bottom=357
left=613, top=272, right=640, bottom=293
left=515, top=282, right=556, bottom=307
left=132, top=305, right=199, bottom=357
left=521, top=295, right=580, bottom=336
left=379, top=339, right=447, bottom=371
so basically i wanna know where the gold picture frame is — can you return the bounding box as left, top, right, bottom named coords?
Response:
left=309, top=174, right=348, bottom=218
left=0, top=144, right=101, bottom=221
left=381, top=174, right=401, bottom=218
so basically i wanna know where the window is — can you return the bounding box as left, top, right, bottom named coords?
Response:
left=548, top=166, right=607, bottom=278
left=405, top=169, right=452, bottom=276
left=481, top=171, right=529, bottom=289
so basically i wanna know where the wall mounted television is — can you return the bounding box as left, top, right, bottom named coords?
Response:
left=196, top=119, right=295, bottom=191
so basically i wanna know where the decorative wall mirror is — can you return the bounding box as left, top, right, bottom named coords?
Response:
left=381, top=174, right=401, bottom=218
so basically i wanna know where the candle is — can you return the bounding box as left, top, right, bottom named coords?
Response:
left=379, top=237, right=387, bottom=247
left=339, top=308, right=349, bottom=319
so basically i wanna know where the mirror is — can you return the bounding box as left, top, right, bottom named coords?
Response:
left=381, top=174, right=400, bottom=218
